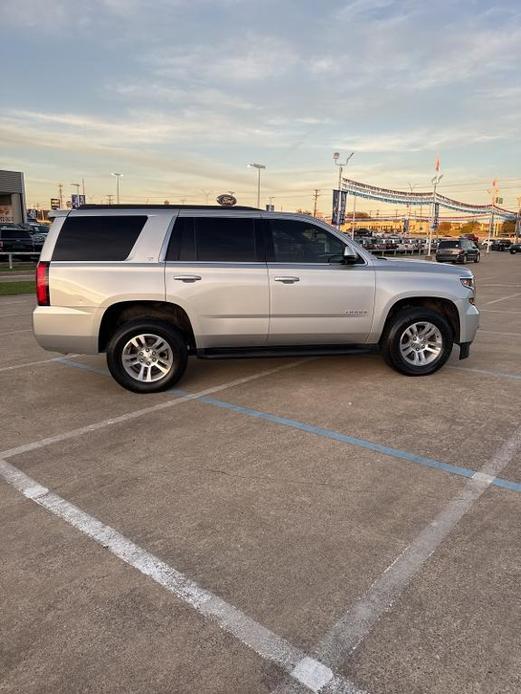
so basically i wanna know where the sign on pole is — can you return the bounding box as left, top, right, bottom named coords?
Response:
left=71, top=194, right=86, bottom=209
left=332, top=190, right=348, bottom=226
left=50, top=198, right=60, bottom=210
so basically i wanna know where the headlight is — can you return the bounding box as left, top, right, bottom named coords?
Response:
left=460, top=276, right=474, bottom=289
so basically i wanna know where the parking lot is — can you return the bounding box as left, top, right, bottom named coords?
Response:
left=1, top=252, right=520, bottom=694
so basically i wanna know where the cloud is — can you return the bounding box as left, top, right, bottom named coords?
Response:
left=148, top=34, right=299, bottom=83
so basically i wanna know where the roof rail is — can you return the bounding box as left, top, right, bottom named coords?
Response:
left=78, top=204, right=260, bottom=211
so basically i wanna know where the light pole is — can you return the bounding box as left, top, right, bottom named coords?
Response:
left=333, top=151, right=354, bottom=229
left=112, top=172, right=123, bottom=204
left=407, top=183, right=416, bottom=233
left=486, top=180, right=498, bottom=254
left=516, top=196, right=521, bottom=243
left=248, top=163, right=266, bottom=207
left=428, top=174, right=443, bottom=257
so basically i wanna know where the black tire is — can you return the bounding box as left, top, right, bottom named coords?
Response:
left=381, top=307, right=453, bottom=376
left=474, top=254, right=480, bottom=263
left=106, top=319, right=188, bottom=393
left=511, top=249, right=518, bottom=255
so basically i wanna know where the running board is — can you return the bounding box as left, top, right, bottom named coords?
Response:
left=196, top=345, right=378, bottom=360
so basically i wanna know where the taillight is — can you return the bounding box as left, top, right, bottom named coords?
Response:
left=36, top=261, right=50, bottom=306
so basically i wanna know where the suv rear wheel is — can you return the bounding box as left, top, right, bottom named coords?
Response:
left=106, top=319, right=188, bottom=393
left=382, top=308, right=453, bottom=376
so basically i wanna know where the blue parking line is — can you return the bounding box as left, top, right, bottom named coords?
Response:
left=53, top=357, right=108, bottom=376
left=54, top=360, right=521, bottom=494
left=173, top=388, right=521, bottom=494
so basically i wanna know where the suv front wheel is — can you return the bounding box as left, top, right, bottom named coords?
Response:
left=382, top=308, right=453, bottom=376
left=106, top=319, right=188, bottom=393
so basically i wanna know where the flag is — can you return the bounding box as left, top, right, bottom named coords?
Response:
left=434, top=156, right=440, bottom=172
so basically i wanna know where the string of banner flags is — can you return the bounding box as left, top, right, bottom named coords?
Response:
left=332, top=177, right=518, bottom=226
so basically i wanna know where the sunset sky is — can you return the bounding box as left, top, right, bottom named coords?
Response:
left=2, top=0, right=521, bottom=213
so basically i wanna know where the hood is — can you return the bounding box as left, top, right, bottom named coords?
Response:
left=371, top=257, right=473, bottom=277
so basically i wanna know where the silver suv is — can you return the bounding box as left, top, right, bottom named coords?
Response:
left=33, top=205, right=479, bottom=393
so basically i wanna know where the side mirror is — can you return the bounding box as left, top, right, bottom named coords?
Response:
left=343, top=246, right=358, bottom=264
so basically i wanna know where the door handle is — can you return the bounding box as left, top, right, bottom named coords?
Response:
left=274, top=276, right=300, bottom=284
left=172, top=274, right=202, bottom=282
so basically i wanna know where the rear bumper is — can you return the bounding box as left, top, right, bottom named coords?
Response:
left=436, top=255, right=462, bottom=263
left=33, top=306, right=101, bottom=354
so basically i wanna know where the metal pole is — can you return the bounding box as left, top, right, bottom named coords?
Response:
left=427, top=181, right=436, bottom=258
left=516, top=196, right=521, bottom=242
left=351, top=195, right=356, bottom=239
left=257, top=168, right=261, bottom=208
left=486, top=184, right=496, bottom=254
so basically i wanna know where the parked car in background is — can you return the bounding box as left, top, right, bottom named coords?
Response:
left=436, top=238, right=480, bottom=264
left=491, top=239, right=512, bottom=252
left=0, top=224, right=43, bottom=258
left=462, top=233, right=480, bottom=245
left=509, top=243, right=521, bottom=255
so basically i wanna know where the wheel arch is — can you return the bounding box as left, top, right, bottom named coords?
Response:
left=98, top=300, right=196, bottom=353
left=380, top=296, right=460, bottom=344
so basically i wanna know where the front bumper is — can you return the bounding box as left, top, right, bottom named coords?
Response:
left=458, top=302, right=479, bottom=345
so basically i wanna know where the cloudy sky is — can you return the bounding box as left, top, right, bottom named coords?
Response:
left=2, top=0, right=521, bottom=213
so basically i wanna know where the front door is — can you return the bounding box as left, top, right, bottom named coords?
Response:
left=165, top=214, right=269, bottom=348
left=266, top=218, right=375, bottom=345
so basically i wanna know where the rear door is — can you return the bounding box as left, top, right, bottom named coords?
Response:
left=265, top=217, right=375, bottom=345
left=164, top=213, right=269, bottom=348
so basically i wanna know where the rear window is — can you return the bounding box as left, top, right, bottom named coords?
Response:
left=53, top=215, right=147, bottom=261
left=438, top=241, right=460, bottom=249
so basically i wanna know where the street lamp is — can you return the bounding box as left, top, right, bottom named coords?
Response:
left=112, top=172, right=123, bottom=204
left=248, top=163, right=266, bottom=208
left=428, top=174, right=443, bottom=257
left=333, top=151, right=355, bottom=191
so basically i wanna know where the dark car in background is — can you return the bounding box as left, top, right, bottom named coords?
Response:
left=0, top=224, right=43, bottom=258
left=436, top=238, right=480, bottom=264
left=509, top=243, right=521, bottom=255
left=491, top=239, right=512, bottom=252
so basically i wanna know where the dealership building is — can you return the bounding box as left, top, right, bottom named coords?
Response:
left=0, top=170, right=26, bottom=224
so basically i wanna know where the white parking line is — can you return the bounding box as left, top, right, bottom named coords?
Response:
left=0, top=299, right=35, bottom=305
left=0, top=328, right=32, bottom=337
left=478, top=329, right=521, bottom=337
left=271, top=426, right=521, bottom=692
left=0, top=354, right=79, bottom=373
left=0, top=360, right=312, bottom=459
left=483, top=292, right=521, bottom=306
left=0, top=311, right=33, bottom=319
left=480, top=284, right=521, bottom=288
left=448, top=365, right=521, bottom=381
left=479, top=308, right=521, bottom=315
left=0, top=458, right=363, bottom=694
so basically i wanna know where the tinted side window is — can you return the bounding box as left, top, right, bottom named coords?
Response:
left=53, top=216, right=147, bottom=261
left=167, top=217, right=257, bottom=262
left=268, top=220, right=345, bottom=263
